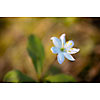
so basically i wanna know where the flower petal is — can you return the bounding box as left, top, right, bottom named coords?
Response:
left=51, top=47, right=60, bottom=54
left=57, top=53, right=65, bottom=64
left=51, top=37, right=62, bottom=48
left=60, top=33, right=66, bottom=47
left=68, top=48, right=80, bottom=54
left=64, top=53, right=75, bottom=61
left=64, top=40, right=74, bottom=49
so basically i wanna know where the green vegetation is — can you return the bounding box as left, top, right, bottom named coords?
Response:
left=3, top=34, right=76, bottom=83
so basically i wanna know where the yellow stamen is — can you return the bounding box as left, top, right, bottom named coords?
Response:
left=70, top=48, right=73, bottom=50
left=70, top=43, right=72, bottom=45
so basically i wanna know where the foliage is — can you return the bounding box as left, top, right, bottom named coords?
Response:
left=44, top=74, right=76, bottom=82
left=27, top=35, right=45, bottom=75
left=3, top=70, right=36, bottom=83
left=3, top=34, right=76, bottom=83
left=46, top=66, right=62, bottom=75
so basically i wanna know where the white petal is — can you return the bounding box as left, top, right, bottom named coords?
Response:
left=68, top=48, right=80, bottom=54
left=64, top=53, right=75, bottom=61
left=57, top=53, right=65, bottom=64
left=51, top=47, right=60, bottom=54
left=64, top=40, right=74, bottom=49
left=60, top=33, right=66, bottom=46
left=51, top=37, right=62, bottom=48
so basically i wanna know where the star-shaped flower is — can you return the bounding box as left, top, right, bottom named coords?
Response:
left=51, top=33, right=80, bottom=64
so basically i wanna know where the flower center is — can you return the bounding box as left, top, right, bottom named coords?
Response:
left=60, top=48, right=65, bottom=52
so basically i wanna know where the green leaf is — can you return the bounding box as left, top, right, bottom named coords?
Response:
left=3, top=70, right=36, bottom=83
left=27, top=34, right=45, bottom=75
left=46, top=66, right=62, bottom=76
left=45, top=74, right=76, bottom=83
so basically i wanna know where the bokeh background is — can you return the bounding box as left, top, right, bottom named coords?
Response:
left=0, top=17, right=100, bottom=82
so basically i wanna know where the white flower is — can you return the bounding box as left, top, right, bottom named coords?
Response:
left=50, top=33, right=80, bottom=64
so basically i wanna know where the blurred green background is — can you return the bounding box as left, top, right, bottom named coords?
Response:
left=0, top=17, right=100, bottom=82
